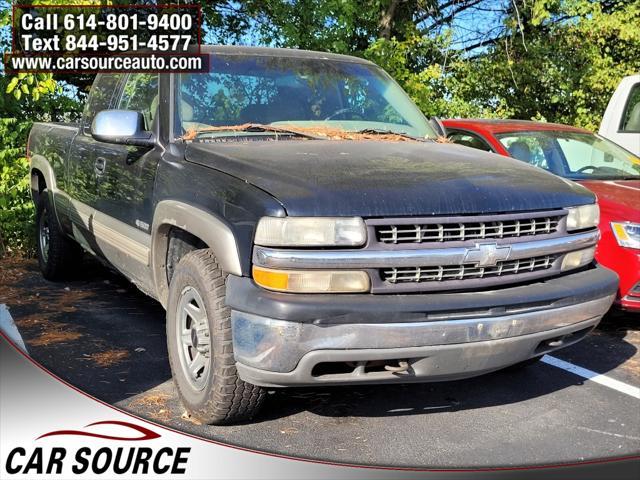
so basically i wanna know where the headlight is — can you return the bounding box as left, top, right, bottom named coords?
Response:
left=252, top=266, right=370, bottom=293
left=566, top=204, right=599, bottom=231
left=254, top=217, right=367, bottom=247
left=611, top=222, right=640, bottom=249
left=561, top=247, right=596, bottom=271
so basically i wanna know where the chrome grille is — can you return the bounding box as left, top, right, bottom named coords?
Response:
left=382, top=255, right=557, bottom=284
left=376, top=216, right=562, bottom=244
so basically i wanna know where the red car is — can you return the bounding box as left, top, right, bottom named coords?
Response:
left=443, top=119, right=640, bottom=311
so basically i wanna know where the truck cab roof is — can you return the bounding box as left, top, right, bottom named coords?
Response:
left=199, top=44, right=375, bottom=65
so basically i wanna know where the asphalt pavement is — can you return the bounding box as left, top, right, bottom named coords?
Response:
left=1, top=256, right=638, bottom=467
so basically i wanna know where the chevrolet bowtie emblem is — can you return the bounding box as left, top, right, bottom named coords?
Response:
left=463, top=243, right=511, bottom=267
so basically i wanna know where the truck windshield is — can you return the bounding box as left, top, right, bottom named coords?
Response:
left=177, top=54, right=437, bottom=140
left=496, top=131, right=640, bottom=180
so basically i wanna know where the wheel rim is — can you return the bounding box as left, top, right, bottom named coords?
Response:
left=39, top=210, right=50, bottom=264
left=176, top=286, right=211, bottom=391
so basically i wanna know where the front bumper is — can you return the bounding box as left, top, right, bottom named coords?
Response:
left=227, top=266, right=618, bottom=387
left=619, top=291, right=640, bottom=312
left=618, top=263, right=640, bottom=312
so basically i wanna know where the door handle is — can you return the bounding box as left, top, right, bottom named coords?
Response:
left=94, top=157, right=106, bottom=175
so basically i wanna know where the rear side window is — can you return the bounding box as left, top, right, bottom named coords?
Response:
left=498, top=135, right=550, bottom=170
left=82, top=74, right=125, bottom=132
left=620, top=83, right=640, bottom=132
left=447, top=130, right=493, bottom=152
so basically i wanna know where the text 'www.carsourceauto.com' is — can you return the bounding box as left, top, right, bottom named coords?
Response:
left=5, top=54, right=205, bottom=73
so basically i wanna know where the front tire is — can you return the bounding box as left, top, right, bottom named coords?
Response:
left=35, top=190, right=82, bottom=280
left=166, top=249, right=265, bottom=425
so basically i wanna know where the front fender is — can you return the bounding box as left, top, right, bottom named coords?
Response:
left=151, top=200, right=243, bottom=307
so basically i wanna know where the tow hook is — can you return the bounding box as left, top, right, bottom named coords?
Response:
left=384, top=360, right=409, bottom=373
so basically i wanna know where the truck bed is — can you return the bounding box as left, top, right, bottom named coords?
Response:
left=29, top=122, right=80, bottom=189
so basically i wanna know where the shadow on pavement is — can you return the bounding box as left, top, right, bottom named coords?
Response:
left=254, top=350, right=634, bottom=423
left=0, top=256, right=170, bottom=404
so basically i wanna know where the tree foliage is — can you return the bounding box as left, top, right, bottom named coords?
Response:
left=0, top=0, right=83, bottom=254
left=200, top=0, right=639, bottom=128
left=452, top=0, right=640, bottom=129
left=1, top=0, right=638, bottom=255
left=0, top=117, right=33, bottom=255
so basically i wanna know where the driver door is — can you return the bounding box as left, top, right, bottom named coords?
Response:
left=91, top=73, right=161, bottom=290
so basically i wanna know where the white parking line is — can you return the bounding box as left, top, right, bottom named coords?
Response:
left=542, top=355, right=640, bottom=400
left=576, top=427, right=640, bottom=442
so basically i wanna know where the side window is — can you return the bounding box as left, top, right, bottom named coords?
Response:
left=82, top=73, right=125, bottom=132
left=620, top=83, right=640, bottom=132
left=498, top=135, right=550, bottom=170
left=557, top=136, right=638, bottom=175
left=117, top=74, right=159, bottom=130
left=557, top=138, right=600, bottom=172
left=447, top=130, right=493, bottom=152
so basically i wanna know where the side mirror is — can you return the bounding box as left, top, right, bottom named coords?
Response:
left=91, top=110, right=155, bottom=147
left=429, top=116, right=447, bottom=137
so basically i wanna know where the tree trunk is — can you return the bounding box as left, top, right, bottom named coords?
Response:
left=378, top=0, right=401, bottom=39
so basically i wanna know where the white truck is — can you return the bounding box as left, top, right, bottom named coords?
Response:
left=599, top=74, right=640, bottom=155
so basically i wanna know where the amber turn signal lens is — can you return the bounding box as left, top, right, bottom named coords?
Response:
left=252, top=266, right=290, bottom=291
left=252, top=266, right=370, bottom=293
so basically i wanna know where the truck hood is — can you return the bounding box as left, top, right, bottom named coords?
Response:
left=185, top=140, right=594, bottom=217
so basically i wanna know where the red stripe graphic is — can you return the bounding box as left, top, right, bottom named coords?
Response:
left=37, top=420, right=160, bottom=441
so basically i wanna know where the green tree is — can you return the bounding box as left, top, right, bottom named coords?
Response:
left=198, top=0, right=638, bottom=128
left=1, top=1, right=83, bottom=255
left=0, top=118, right=33, bottom=255
left=2, top=0, right=638, bottom=254
left=452, top=0, right=640, bottom=130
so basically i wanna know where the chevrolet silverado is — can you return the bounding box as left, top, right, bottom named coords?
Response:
left=28, top=46, right=618, bottom=424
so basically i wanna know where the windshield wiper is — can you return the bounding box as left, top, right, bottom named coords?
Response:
left=183, top=123, right=318, bottom=141
left=354, top=128, right=431, bottom=142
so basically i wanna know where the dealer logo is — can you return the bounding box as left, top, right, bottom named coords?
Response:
left=5, top=420, right=190, bottom=475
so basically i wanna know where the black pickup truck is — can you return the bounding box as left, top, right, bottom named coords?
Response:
left=28, top=45, right=618, bottom=424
